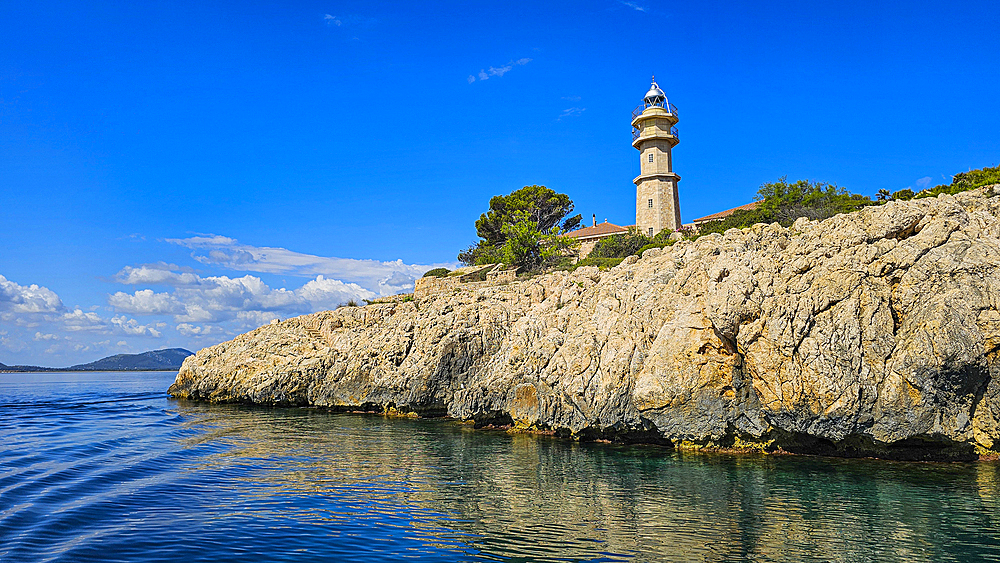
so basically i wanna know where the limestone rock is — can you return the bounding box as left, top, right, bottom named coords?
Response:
left=170, top=186, right=1000, bottom=460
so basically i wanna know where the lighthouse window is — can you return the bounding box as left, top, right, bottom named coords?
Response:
left=649, top=227, right=654, bottom=236
left=648, top=199, right=653, bottom=208
left=648, top=153, right=654, bottom=163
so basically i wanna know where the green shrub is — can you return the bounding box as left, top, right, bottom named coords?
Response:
left=555, top=256, right=624, bottom=272
left=422, top=268, right=451, bottom=278
left=695, top=177, right=875, bottom=235
left=637, top=240, right=676, bottom=255
left=892, top=189, right=915, bottom=201
left=915, top=164, right=1000, bottom=199
left=590, top=229, right=651, bottom=258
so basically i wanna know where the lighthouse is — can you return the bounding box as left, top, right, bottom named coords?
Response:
left=632, top=78, right=681, bottom=236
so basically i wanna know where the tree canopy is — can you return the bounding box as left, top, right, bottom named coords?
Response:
left=459, top=185, right=580, bottom=270
left=474, top=185, right=581, bottom=246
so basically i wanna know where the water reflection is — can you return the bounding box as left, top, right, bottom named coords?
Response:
left=170, top=401, right=1000, bottom=562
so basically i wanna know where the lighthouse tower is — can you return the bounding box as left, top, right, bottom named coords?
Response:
left=632, top=78, right=681, bottom=236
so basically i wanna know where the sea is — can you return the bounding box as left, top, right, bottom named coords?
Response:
left=1, top=371, right=999, bottom=562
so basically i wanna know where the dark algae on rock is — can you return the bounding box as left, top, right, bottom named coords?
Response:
left=170, top=187, right=1000, bottom=461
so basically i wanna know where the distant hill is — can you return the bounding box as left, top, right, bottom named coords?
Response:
left=0, top=348, right=194, bottom=372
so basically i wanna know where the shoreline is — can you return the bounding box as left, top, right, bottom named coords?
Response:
left=171, top=398, right=1000, bottom=463
left=168, top=187, right=1000, bottom=464
left=0, top=369, right=182, bottom=374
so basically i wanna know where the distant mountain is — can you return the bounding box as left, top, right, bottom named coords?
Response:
left=0, top=348, right=194, bottom=372
left=69, top=348, right=194, bottom=371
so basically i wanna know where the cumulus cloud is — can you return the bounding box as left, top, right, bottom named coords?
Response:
left=111, top=315, right=162, bottom=338
left=114, top=263, right=202, bottom=286
left=61, top=308, right=108, bottom=332
left=176, top=323, right=223, bottom=337
left=468, top=58, right=532, bottom=83
left=0, top=273, right=173, bottom=366
left=165, top=234, right=446, bottom=297
left=108, top=289, right=181, bottom=315
left=109, top=270, right=376, bottom=327
left=0, top=274, right=64, bottom=314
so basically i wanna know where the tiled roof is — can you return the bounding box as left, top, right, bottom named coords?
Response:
left=563, top=222, right=629, bottom=239
left=692, top=201, right=760, bottom=224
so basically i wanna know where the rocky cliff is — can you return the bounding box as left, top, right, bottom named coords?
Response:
left=170, top=186, right=1000, bottom=460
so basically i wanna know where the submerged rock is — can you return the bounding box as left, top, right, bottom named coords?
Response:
left=170, top=186, right=1000, bottom=460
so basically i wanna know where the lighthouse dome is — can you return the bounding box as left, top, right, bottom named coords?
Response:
left=644, top=81, right=666, bottom=104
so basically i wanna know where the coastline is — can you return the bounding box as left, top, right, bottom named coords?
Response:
left=170, top=186, right=1000, bottom=462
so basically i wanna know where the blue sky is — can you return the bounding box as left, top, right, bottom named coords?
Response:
left=2, top=0, right=998, bottom=366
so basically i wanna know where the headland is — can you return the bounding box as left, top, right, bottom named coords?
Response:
left=169, top=186, right=1000, bottom=461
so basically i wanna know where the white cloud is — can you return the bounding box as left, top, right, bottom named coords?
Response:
left=903, top=176, right=937, bottom=193
left=115, top=264, right=202, bottom=286
left=109, top=270, right=377, bottom=327
left=1, top=332, right=26, bottom=353
left=324, top=14, right=342, bottom=26
left=468, top=58, right=532, bottom=83
left=0, top=273, right=172, bottom=367
left=235, top=311, right=282, bottom=328
left=558, top=107, right=586, bottom=120
left=176, top=323, right=223, bottom=337
left=111, top=315, right=162, bottom=338
left=61, top=308, right=108, bottom=332
left=0, top=274, right=64, bottom=314
left=108, top=289, right=181, bottom=315
left=165, top=234, right=446, bottom=296
left=620, top=1, right=648, bottom=12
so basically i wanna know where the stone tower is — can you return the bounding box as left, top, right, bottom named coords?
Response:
left=632, top=78, right=681, bottom=236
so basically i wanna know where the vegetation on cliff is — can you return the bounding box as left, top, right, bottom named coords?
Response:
left=587, top=165, right=1000, bottom=259
left=913, top=164, right=1000, bottom=199
left=171, top=185, right=1000, bottom=460
left=698, top=165, right=1000, bottom=236
left=696, top=178, right=874, bottom=236
left=458, top=185, right=581, bottom=271
left=422, top=268, right=451, bottom=278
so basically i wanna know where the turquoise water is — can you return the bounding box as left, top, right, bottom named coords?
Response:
left=2, top=371, right=999, bottom=562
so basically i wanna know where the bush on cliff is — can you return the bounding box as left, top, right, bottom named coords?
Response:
left=422, top=268, right=451, bottom=278
left=697, top=178, right=875, bottom=235
left=915, top=164, right=1000, bottom=199
left=590, top=227, right=677, bottom=259
left=553, top=255, right=625, bottom=272
left=590, top=228, right=652, bottom=258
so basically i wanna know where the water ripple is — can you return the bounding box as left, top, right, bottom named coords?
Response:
left=2, top=372, right=1000, bottom=562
